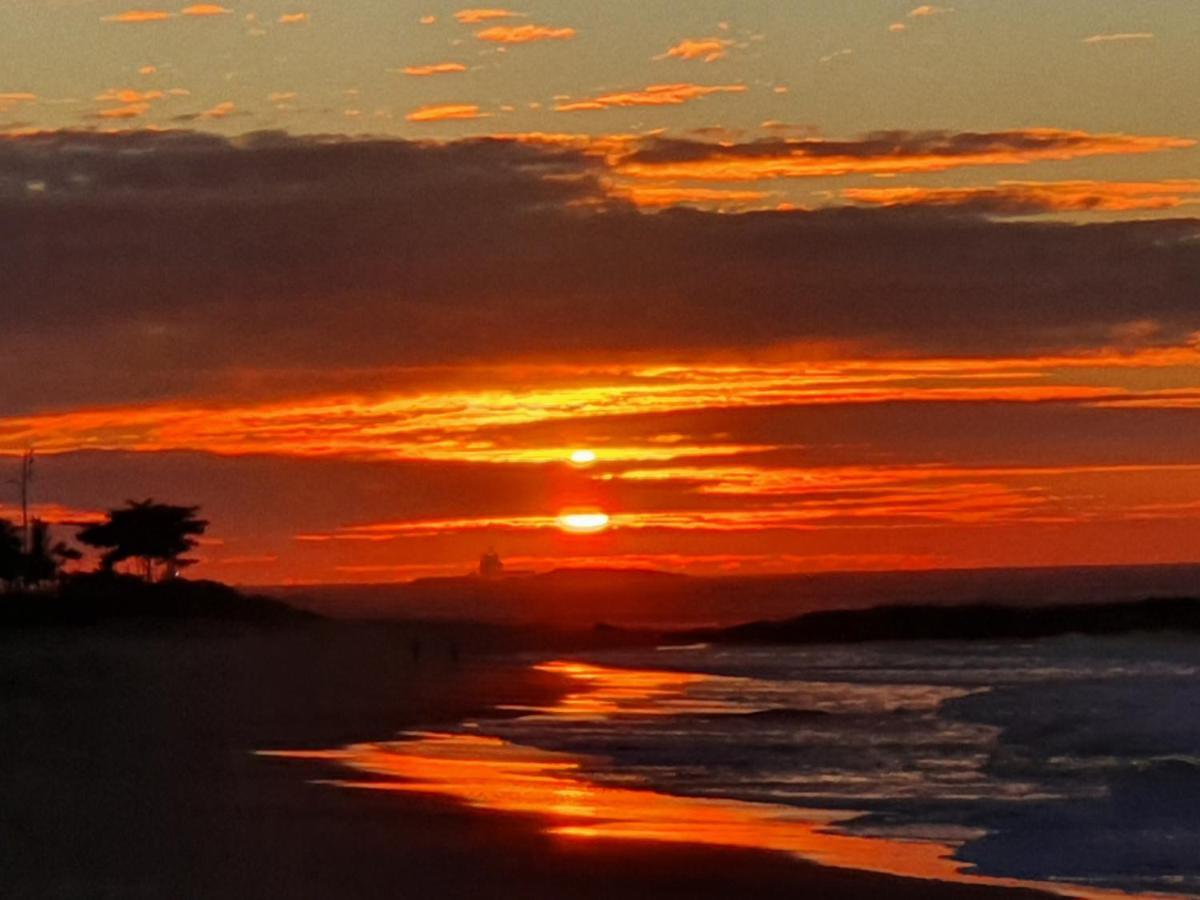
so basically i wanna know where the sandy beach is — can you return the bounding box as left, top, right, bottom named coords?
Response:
left=0, top=621, right=1064, bottom=900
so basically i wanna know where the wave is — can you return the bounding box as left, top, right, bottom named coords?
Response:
left=488, top=635, right=1200, bottom=895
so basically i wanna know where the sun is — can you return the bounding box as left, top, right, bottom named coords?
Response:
left=568, top=449, right=597, bottom=466
left=557, top=510, right=610, bottom=533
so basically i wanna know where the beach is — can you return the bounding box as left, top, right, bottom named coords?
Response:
left=0, top=622, right=1062, bottom=900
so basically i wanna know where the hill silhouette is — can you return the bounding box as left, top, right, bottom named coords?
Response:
left=672, top=596, right=1200, bottom=645
left=0, top=575, right=314, bottom=628
left=272, top=563, right=1200, bottom=628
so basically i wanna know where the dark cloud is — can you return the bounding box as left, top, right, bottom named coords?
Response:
left=842, top=181, right=1200, bottom=216
left=621, top=129, right=1193, bottom=167
left=0, top=129, right=595, bottom=202
left=2, top=129, right=1199, bottom=414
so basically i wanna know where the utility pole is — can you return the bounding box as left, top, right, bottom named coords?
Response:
left=19, top=450, right=33, bottom=555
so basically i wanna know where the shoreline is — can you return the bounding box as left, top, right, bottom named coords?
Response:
left=268, top=656, right=1188, bottom=900
left=256, top=751, right=1061, bottom=900
left=0, top=624, right=1086, bottom=898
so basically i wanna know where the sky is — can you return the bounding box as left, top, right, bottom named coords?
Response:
left=2, top=1, right=1199, bottom=583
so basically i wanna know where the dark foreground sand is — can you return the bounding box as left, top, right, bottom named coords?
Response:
left=0, top=623, right=1056, bottom=899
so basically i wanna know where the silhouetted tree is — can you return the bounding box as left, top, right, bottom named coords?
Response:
left=22, top=519, right=82, bottom=586
left=0, top=518, right=22, bottom=590
left=77, top=500, right=208, bottom=582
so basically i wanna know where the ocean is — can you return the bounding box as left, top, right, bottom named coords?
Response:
left=448, top=635, right=1200, bottom=896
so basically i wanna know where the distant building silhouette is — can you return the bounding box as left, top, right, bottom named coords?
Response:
left=478, top=547, right=504, bottom=578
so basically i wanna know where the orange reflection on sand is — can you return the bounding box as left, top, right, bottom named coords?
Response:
left=508, top=660, right=750, bottom=717
left=261, top=662, right=1175, bottom=900
left=266, top=733, right=972, bottom=881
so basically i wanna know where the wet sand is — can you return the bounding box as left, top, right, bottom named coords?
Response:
left=0, top=623, right=1055, bottom=899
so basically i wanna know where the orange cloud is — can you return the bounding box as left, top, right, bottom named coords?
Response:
left=454, top=8, right=521, bottom=24
left=475, top=24, right=575, bottom=43
left=621, top=185, right=772, bottom=210
left=93, top=87, right=166, bottom=119
left=5, top=347, right=1195, bottom=462
left=7, top=342, right=1200, bottom=582
left=102, top=9, right=172, bottom=23
left=278, top=12, right=308, bottom=24
left=96, top=88, right=165, bottom=104
left=293, top=483, right=1059, bottom=538
left=556, top=83, right=746, bottom=112
left=95, top=105, right=149, bottom=118
left=0, top=503, right=105, bottom=526
left=400, top=62, right=468, bottom=77
left=655, top=38, right=733, bottom=63
left=909, top=5, right=952, bottom=16
left=843, top=180, right=1200, bottom=214
left=616, top=129, right=1196, bottom=182
left=406, top=103, right=485, bottom=122
left=203, top=100, right=235, bottom=118
left=181, top=3, right=231, bottom=15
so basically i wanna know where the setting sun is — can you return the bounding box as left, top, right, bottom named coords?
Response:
left=557, top=510, right=611, bottom=533
left=569, top=449, right=598, bottom=466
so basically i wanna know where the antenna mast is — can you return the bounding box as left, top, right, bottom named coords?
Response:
left=19, top=450, right=34, bottom=554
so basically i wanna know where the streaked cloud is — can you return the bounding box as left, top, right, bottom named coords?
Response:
left=400, top=62, right=468, bottom=77
left=454, top=8, right=522, bottom=24
left=277, top=12, right=308, bottom=24
left=406, top=102, right=485, bottom=121
left=616, top=129, right=1195, bottom=181
left=891, top=6, right=952, bottom=32
left=8, top=347, right=1198, bottom=463
left=1083, top=32, right=1154, bottom=44
left=909, top=5, right=953, bottom=17
left=843, top=180, right=1200, bottom=214
left=476, top=24, right=575, bottom=44
left=621, top=185, right=772, bottom=210
left=0, top=503, right=104, bottom=527
left=556, top=83, right=746, bottom=112
left=181, top=4, right=231, bottom=16
left=655, top=38, right=734, bottom=63
left=29, top=438, right=1200, bottom=581
left=95, top=88, right=164, bottom=103
left=202, top=100, right=235, bottom=118
left=102, top=9, right=172, bottom=23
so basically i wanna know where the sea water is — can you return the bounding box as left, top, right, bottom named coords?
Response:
left=471, top=636, right=1200, bottom=895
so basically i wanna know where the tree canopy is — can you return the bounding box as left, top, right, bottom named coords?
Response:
left=0, top=519, right=22, bottom=586
left=24, top=519, right=82, bottom=584
left=0, top=518, right=81, bottom=590
left=76, top=500, right=208, bottom=582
